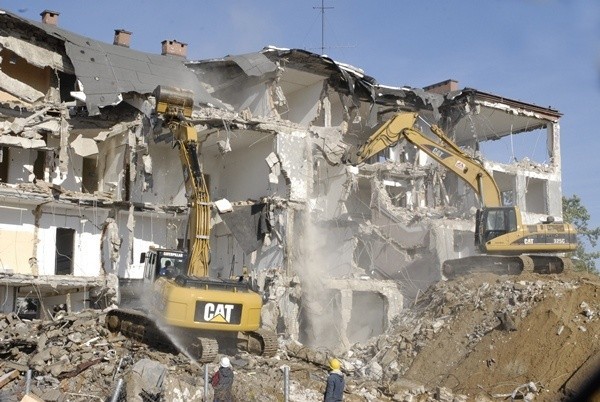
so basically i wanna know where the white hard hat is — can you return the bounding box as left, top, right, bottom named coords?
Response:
left=220, top=356, right=231, bottom=368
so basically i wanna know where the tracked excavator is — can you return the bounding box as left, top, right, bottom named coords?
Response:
left=344, top=112, right=577, bottom=278
left=106, top=86, right=277, bottom=362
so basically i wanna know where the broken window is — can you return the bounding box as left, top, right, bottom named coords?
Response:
left=57, top=71, right=77, bottom=103
left=525, top=177, right=548, bottom=214
left=55, top=228, right=75, bottom=275
left=82, top=156, right=99, bottom=193
left=492, top=171, right=516, bottom=206
left=33, top=150, right=46, bottom=181
left=124, top=163, right=130, bottom=201
left=0, top=147, right=8, bottom=183
left=15, top=297, right=40, bottom=320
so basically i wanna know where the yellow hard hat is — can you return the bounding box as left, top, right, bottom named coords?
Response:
left=329, top=358, right=341, bottom=370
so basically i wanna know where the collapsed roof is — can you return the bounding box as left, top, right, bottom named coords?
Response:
left=0, top=9, right=224, bottom=114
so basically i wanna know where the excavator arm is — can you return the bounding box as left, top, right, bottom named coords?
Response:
left=347, top=112, right=502, bottom=207
left=154, top=86, right=210, bottom=278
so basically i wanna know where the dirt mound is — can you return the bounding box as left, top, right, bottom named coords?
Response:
left=377, top=270, right=600, bottom=401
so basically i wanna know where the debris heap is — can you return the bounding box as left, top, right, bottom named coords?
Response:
left=0, top=270, right=598, bottom=401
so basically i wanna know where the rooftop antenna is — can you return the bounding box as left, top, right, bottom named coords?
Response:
left=313, top=0, right=333, bottom=55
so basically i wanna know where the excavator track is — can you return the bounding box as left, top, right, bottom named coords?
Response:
left=239, top=328, right=278, bottom=357
left=105, top=308, right=179, bottom=354
left=106, top=308, right=222, bottom=362
left=192, top=337, right=219, bottom=363
left=443, top=254, right=572, bottom=279
left=255, top=328, right=278, bottom=357
left=442, top=255, right=533, bottom=279
left=107, top=308, right=278, bottom=361
left=529, top=255, right=572, bottom=274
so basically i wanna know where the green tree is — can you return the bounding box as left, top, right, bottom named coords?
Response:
left=562, top=195, right=600, bottom=273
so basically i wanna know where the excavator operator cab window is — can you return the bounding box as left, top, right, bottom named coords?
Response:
left=483, top=208, right=517, bottom=243
left=156, top=252, right=186, bottom=279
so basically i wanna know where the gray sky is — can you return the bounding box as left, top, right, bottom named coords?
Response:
left=4, top=1, right=600, bottom=231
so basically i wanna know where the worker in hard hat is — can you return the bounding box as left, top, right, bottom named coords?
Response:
left=324, top=357, right=345, bottom=401
left=211, top=356, right=234, bottom=402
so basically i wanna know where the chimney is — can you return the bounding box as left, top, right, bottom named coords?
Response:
left=423, top=79, right=459, bottom=95
left=161, top=40, right=188, bottom=58
left=40, top=10, right=59, bottom=25
left=114, top=29, right=132, bottom=47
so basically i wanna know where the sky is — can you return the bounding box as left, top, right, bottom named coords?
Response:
left=2, top=1, right=600, bottom=233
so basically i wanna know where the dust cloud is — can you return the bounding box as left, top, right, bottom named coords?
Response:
left=294, top=208, right=342, bottom=350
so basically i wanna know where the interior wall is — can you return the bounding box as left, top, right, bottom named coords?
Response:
left=124, top=212, right=183, bottom=278
left=314, top=162, right=351, bottom=219
left=143, top=143, right=186, bottom=206
left=210, top=222, right=246, bottom=279
left=36, top=209, right=102, bottom=277
left=0, top=48, right=52, bottom=95
left=225, top=81, right=272, bottom=117
left=208, top=137, right=274, bottom=201
left=277, top=132, right=310, bottom=202
left=284, top=82, right=323, bottom=126
left=58, top=148, right=83, bottom=191
left=6, top=147, right=31, bottom=183
left=325, top=89, right=346, bottom=127
left=0, top=223, right=34, bottom=273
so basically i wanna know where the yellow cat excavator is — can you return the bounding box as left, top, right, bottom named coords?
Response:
left=106, top=86, right=277, bottom=362
left=345, top=112, right=577, bottom=278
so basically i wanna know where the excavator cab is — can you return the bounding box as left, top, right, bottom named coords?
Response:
left=140, top=248, right=187, bottom=281
left=475, top=207, right=519, bottom=248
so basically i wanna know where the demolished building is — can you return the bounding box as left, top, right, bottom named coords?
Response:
left=0, top=9, right=567, bottom=349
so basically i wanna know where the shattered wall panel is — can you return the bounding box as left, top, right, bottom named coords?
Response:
left=546, top=180, right=563, bottom=218
left=143, top=143, right=186, bottom=206
left=96, top=134, right=127, bottom=196
left=0, top=49, right=50, bottom=102
left=277, top=131, right=310, bottom=202
left=312, top=162, right=351, bottom=220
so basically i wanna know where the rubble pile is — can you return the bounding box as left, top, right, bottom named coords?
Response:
left=351, top=274, right=583, bottom=377
left=0, top=270, right=598, bottom=401
left=0, top=310, right=204, bottom=401
left=338, top=271, right=600, bottom=401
